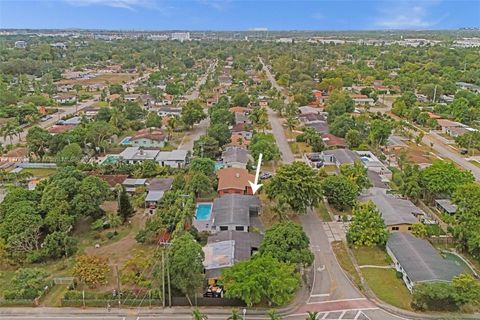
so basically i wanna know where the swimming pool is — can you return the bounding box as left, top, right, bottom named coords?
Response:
left=195, top=203, right=213, bottom=221
left=120, top=136, right=132, bottom=145
left=214, top=162, right=225, bottom=171
left=101, top=155, right=121, bottom=165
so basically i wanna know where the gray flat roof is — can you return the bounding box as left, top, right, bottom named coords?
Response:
left=155, top=150, right=188, bottom=161
left=212, top=194, right=260, bottom=227
left=145, top=190, right=164, bottom=202
left=123, top=178, right=147, bottom=186
left=435, top=199, right=458, bottom=214
left=205, top=231, right=263, bottom=278
left=120, top=147, right=159, bottom=161
left=322, top=149, right=360, bottom=165
left=387, top=233, right=463, bottom=283
left=365, top=193, right=421, bottom=226
left=222, top=147, right=250, bottom=164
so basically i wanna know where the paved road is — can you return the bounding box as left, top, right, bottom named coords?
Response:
left=423, top=132, right=480, bottom=181
left=259, top=57, right=416, bottom=320
left=0, top=97, right=98, bottom=145
left=177, top=61, right=217, bottom=152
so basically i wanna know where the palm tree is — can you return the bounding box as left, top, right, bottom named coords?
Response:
left=271, top=196, right=291, bottom=222
left=285, top=115, right=298, bottom=134
left=192, top=308, right=208, bottom=320
left=1, top=120, right=20, bottom=145
left=267, top=309, right=282, bottom=320
left=305, top=311, right=319, bottom=320
left=106, top=212, right=122, bottom=234
left=227, top=309, right=243, bottom=320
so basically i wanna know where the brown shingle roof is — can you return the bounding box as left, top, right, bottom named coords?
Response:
left=217, top=168, right=254, bottom=192
left=130, top=127, right=166, bottom=142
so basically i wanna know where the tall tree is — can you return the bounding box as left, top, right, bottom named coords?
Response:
left=347, top=201, right=388, bottom=248
left=266, top=162, right=323, bottom=213
left=259, top=222, right=314, bottom=266
left=221, top=255, right=300, bottom=307
left=168, top=233, right=204, bottom=300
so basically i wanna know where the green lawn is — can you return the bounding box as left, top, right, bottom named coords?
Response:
left=0, top=270, right=16, bottom=298
left=352, top=247, right=391, bottom=266
left=23, top=168, right=57, bottom=178
left=361, top=268, right=412, bottom=310
left=426, top=224, right=446, bottom=236
left=331, top=241, right=362, bottom=289
left=316, top=201, right=332, bottom=222
left=469, top=160, right=480, bottom=168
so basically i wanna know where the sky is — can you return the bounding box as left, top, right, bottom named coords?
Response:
left=0, top=0, right=479, bottom=31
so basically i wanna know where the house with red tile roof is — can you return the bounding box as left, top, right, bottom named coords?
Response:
left=322, top=133, right=347, bottom=148
left=217, top=167, right=255, bottom=196
left=228, top=133, right=250, bottom=148
left=48, top=124, right=76, bottom=134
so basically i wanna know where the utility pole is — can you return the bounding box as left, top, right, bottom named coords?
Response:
left=167, top=250, right=172, bottom=307
left=433, top=85, right=438, bottom=103
left=115, top=265, right=121, bottom=310
left=162, top=250, right=165, bottom=308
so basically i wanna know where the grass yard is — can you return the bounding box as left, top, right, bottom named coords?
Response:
left=352, top=246, right=390, bottom=266
left=331, top=241, right=362, bottom=289
left=316, top=201, right=332, bottom=222
left=361, top=268, right=412, bottom=310
left=426, top=223, right=446, bottom=236
left=0, top=270, right=16, bottom=298
left=23, top=168, right=57, bottom=178
left=469, top=160, right=480, bottom=168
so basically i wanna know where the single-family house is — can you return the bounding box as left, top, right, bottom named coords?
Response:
left=217, top=167, right=255, bottom=196
left=119, top=147, right=159, bottom=164
left=322, top=149, right=360, bottom=167
left=355, top=151, right=392, bottom=181
left=144, top=177, right=174, bottom=211
left=211, top=194, right=260, bottom=232
left=54, top=95, right=76, bottom=104
left=155, top=150, right=188, bottom=168
left=434, top=199, right=457, bottom=215
left=234, top=112, right=251, bottom=125
left=48, top=124, right=76, bottom=134
left=230, top=123, right=253, bottom=140
left=437, top=119, right=468, bottom=138
left=145, top=191, right=165, bottom=210
left=1, top=147, right=29, bottom=163
left=203, top=231, right=262, bottom=281
left=387, top=232, right=463, bottom=291
left=228, top=134, right=250, bottom=148
left=350, top=94, right=375, bottom=106
left=222, top=147, right=252, bottom=169
left=305, top=121, right=329, bottom=134
left=156, top=107, right=182, bottom=117
left=365, top=193, right=422, bottom=232
left=122, top=178, right=147, bottom=193
left=322, top=133, right=346, bottom=148
left=89, top=174, right=128, bottom=190
left=130, top=128, right=167, bottom=148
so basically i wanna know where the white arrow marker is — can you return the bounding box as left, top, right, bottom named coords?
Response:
left=249, top=153, right=263, bottom=194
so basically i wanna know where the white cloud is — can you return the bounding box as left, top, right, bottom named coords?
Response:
left=374, top=0, right=445, bottom=29
left=65, top=0, right=153, bottom=11
left=197, top=0, right=231, bottom=12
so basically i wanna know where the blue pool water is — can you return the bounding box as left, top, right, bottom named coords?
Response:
left=214, top=162, right=224, bottom=171
left=101, top=155, right=121, bottom=165
left=196, top=203, right=213, bottom=221
left=120, top=136, right=132, bottom=145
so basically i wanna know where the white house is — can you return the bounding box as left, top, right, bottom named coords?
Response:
left=155, top=150, right=188, bottom=168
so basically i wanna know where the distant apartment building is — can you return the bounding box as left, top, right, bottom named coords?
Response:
left=171, top=32, right=190, bottom=42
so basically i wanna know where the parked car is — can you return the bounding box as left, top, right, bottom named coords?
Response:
left=260, top=171, right=273, bottom=179
left=40, top=115, right=53, bottom=122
